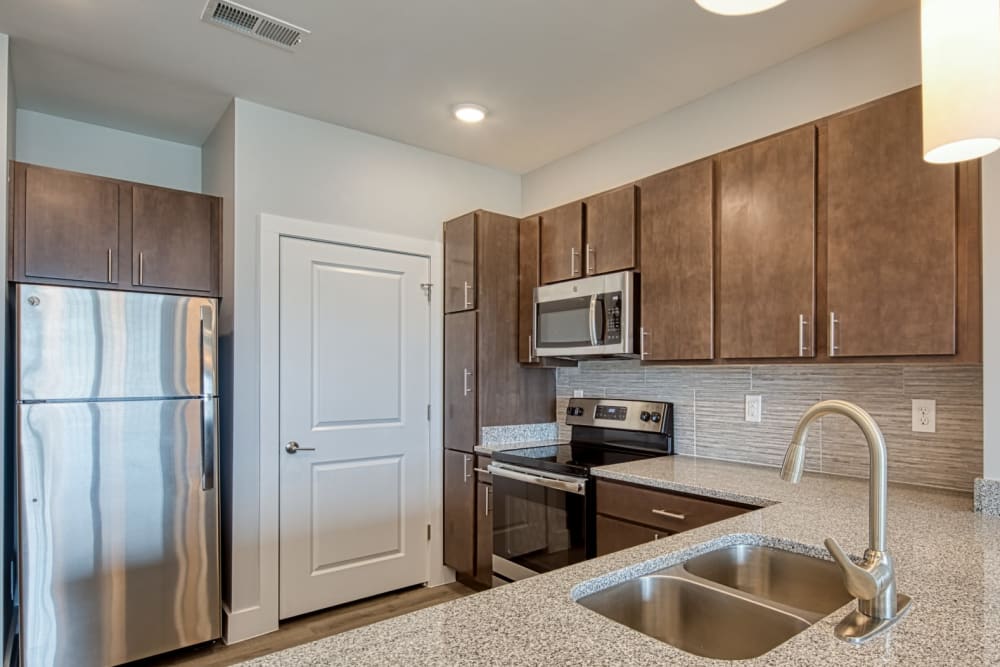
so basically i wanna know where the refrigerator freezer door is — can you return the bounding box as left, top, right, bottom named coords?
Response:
left=18, top=399, right=221, bottom=667
left=17, top=284, right=218, bottom=401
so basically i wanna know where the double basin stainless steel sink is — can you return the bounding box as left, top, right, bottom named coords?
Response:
left=576, top=543, right=853, bottom=660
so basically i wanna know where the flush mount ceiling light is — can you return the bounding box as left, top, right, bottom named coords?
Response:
left=452, top=104, right=488, bottom=123
left=694, top=0, right=788, bottom=16
left=921, top=0, right=1000, bottom=164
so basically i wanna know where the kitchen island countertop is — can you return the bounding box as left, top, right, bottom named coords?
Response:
left=242, top=455, right=1000, bottom=666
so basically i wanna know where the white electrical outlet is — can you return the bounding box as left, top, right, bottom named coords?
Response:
left=745, top=395, right=762, bottom=423
left=912, top=399, right=936, bottom=433
left=573, top=389, right=584, bottom=398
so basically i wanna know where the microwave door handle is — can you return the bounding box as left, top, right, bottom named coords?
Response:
left=588, top=295, right=600, bottom=346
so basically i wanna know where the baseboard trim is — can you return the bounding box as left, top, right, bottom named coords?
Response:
left=223, top=603, right=279, bottom=645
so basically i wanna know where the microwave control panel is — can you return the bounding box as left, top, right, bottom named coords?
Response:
left=604, top=293, right=622, bottom=344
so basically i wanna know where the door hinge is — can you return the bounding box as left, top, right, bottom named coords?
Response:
left=420, top=283, right=433, bottom=301
left=427, top=524, right=432, bottom=541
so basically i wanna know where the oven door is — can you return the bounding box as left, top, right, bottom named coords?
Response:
left=487, top=463, right=589, bottom=581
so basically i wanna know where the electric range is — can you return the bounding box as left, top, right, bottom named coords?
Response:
left=488, top=397, right=674, bottom=582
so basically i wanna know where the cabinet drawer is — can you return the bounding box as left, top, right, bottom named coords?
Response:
left=596, top=479, right=752, bottom=534
left=596, top=514, right=670, bottom=557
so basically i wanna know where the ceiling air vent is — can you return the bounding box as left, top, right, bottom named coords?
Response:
left=201, top=0, right=309, bottom=51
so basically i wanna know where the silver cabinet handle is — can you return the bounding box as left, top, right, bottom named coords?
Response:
left=285, top=441, right=316, bottom=453
left=473, top=468, right=490, bottom=475
left=830, top=312, right=840, bottom=356
left=585, top=243, right=595, bottom=274
left=463, top=455, right=472, bottom=483
left=484, top=486, right=492, bottom=516
left=570, top=247, right=580, bottom=276
left=651, top=509, right=686, bottom=521
left=138, top=251, right=145, bottom=285
left=640, top=327, right=650, bottom=360
left=106, top=248, right=113, bottom=283
left=799, top=314, right=810, bottom=357
left=528, top=334, right=536, bottom=362
left=463, top=368, right=473, bottom=396
left=463, top=280, right=472, bottom=309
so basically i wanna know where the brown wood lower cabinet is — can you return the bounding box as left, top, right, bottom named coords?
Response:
left=595, top=479, right=756, bottom=555
left=596, top=515, right=669, bottom=557
left=443, top=448, right=476, bottom=575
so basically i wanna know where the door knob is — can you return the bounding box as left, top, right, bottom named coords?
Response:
left=285, top=441, right=316, bottom=454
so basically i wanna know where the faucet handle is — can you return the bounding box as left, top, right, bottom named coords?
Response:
left=824, top=537, right=879, bottom=600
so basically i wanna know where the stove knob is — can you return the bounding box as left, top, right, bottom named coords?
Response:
left=566, top=406, right=574, bottom=415
left=650, top=412, right=662, bottom=423
left=575, top=407, right=585, bottom=416
left=640, top=411, right=651, bottom=422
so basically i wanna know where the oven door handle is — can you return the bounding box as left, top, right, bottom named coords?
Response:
left=487, top=464, right=586, bottom=495
left=588, top=295, right=600, bottom=346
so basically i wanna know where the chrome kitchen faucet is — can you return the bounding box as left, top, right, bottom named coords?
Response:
left=780, top=400, right=912, bottom=643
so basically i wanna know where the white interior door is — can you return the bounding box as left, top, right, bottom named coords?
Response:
left=278, top=236, right=431, bottom=619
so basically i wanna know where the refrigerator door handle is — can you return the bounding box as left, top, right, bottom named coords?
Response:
left=201, top=397, right=218, bottom=491
left=200, top=304, right=217, bottom=398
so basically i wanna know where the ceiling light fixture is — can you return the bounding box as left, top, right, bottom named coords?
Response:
left=453, top=104, right=487, bottom=124
left=694, top=0, right=788, bottom=16
left=920, top=0, right=1000, bottom=164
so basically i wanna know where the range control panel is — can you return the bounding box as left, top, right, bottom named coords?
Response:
left=565, top=397, right=671, bottom=434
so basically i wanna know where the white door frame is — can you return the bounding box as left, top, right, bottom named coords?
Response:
left=257, top=213, right=452, bottom=632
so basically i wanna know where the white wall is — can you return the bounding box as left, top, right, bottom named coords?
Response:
left=522, top=9, right=921, bottom=213
left=222, top=99, right=520, bottom=642
left=15, top=109, right=202, bottom=192
left=200, top=102, right=236, bottom=627
left=0, top=32, right=12, bottom=661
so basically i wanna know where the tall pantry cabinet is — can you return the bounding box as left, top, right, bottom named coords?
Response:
left=442, top=210, right=555, bottom=587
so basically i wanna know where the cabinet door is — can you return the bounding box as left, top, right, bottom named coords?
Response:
left=584, top=185, right=637, bottom=275
left=518, top=217, right=541, bottom=364
left=719, top=126, right=816, bottom=359
left=132, top=185, right=218, bottom=293
left=444, top=311, right=477, bottom=452
left=639, top=160, right=714, bottom=361
left=475, top=481, right=493, bottom=587
left=19, top=164, right=120, bottom=285
left=596, top=515, right=666, bottom=557
left=444, top=213, right=476, bottom=313
left=826, top=88, right=957, bottom=357
left=443, top=448, right=476, bottom=575
left=539, top=202, right=584, bottom=284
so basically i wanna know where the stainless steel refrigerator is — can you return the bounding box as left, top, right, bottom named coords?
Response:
left=15, top=284, right=221, bottom=666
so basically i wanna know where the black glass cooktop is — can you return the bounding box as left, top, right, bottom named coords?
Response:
left=492, top=442, right=663, bottom=478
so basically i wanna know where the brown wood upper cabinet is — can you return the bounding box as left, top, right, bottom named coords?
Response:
left=825, top=88, right=958, bottom=357
left=539, top=202, right=584, bottom=284
left=13, top=162, right=122, bottom=286
left=11, top=162, right=222, bottom=297
left=718, top=126, right=817, bottom=359
left=444, top=213, right=477, bottom=313
left=518, top=216, right=541, bottom=364
left=583, top=185, right=638, bottom=276
left=132, top=185, right=219, bottom=293
left=638, top=160, right=714, bottom=361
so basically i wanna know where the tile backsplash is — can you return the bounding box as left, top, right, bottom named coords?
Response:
left=557, top=361, right=982, bottom=492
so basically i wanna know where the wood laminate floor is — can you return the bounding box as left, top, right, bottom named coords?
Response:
left=131, top=582, right=477, bottom=667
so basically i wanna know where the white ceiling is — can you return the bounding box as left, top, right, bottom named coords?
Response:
left=0, top=0, right=916, bottom=173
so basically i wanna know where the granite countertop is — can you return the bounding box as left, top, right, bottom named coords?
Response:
left=474, top=439, right=563, bottom=454
left=242, top=456, right=1000, bottom=666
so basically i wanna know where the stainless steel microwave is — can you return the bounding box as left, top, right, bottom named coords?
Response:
left=533, top=270, right=637, bottom=358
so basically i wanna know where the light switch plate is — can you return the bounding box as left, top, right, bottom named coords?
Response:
left=912, top=399, right=936, bottom=433
left=573, top=389, right=584, bottom=398
left=745, top=395, right=762, bottom=423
